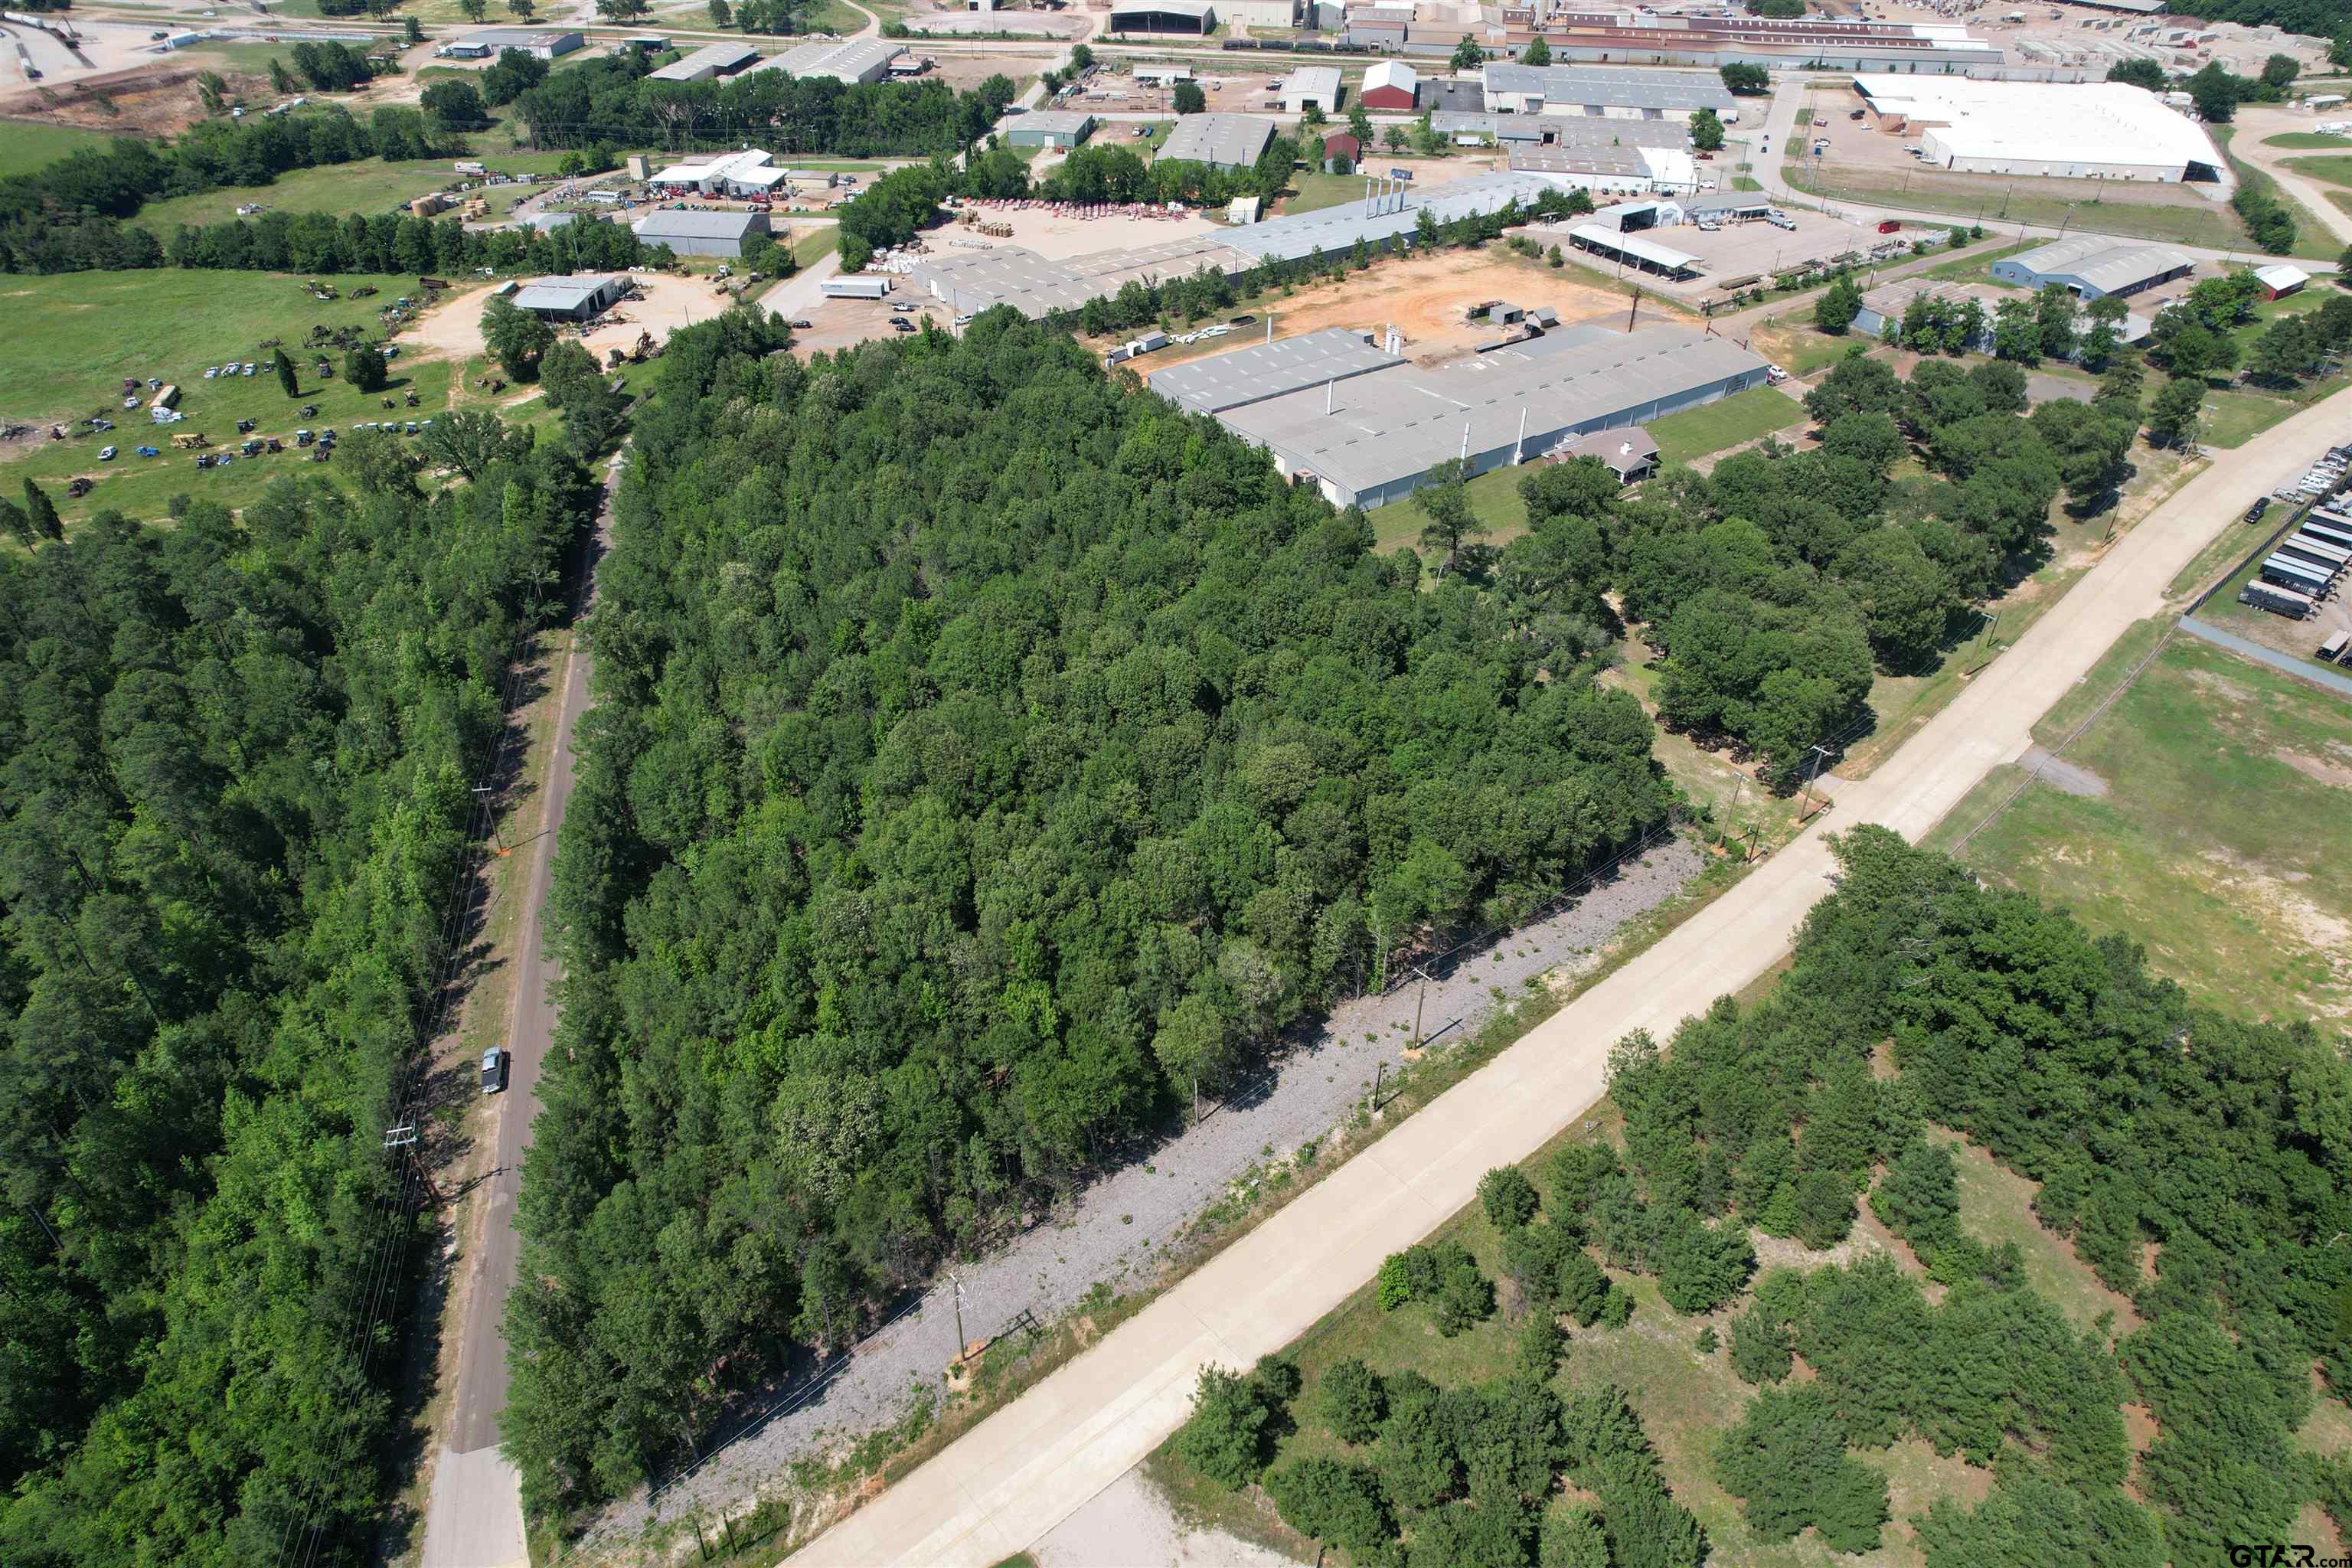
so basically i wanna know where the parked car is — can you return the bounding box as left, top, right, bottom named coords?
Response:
left=1765, top=364, right=1791, bottom=384
left=136, top=446, right=159, bottom=458
left=98, top=446, right=116, bottom=461
left=790, top=318, right=813, bottom=328
left=481, top=1047, right=509, bottom=1094
left=2246, top=497, right=2271, bottom=523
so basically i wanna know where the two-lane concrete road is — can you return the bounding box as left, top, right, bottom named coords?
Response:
left=791, top=385, right=2352, bottom=1567
left=420, top=452, right=623, bottom=1568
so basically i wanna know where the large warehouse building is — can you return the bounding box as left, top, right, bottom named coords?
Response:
left=1149, top=323, right=1770, bottom=509
left=631, top=208, right=771, bottom=259
left=908, top=171, right=1560, bottom=318
left=441, top=28, right=583, bottom=59
left=1990, top=235, right=2197, bottom=299
left=1108, top=0, right=1217, bottom=30
left=512, top=276, right=626, bottom=320
left=746, top=38, right=904, bottom=84
left=1159, top=113, right=1278, bottom=170
left=1481, top=64, right=1736, bottom=122
left=1851, top=76, right=2223, bottom=181
left=647, top=41, right=758, bottom=82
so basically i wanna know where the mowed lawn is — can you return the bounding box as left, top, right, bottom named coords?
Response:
left=1649, top=385, right=1805, bottom=467
left=1924, top=631, right=2352, bottom=1024
left=0, top=120, right=129, bottom=180
left=2263, top=132, right=2352, bottom=150
left=134, top=149, right=581, bottom=233
left=0, top=270, right=480, bottom=527
left=2282, top=152, right=2352, bottom=190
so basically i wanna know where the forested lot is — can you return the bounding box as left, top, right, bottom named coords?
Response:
left=1529, top=346, right=2122, bottom=784
left=1172, top=826, right=2352, bottom=1566
left=503, top=306, right=1679, bottom=1517
left=0, top=441, right=596, bottom=1563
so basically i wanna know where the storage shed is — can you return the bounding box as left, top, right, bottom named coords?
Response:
left=1360, top=59, right=1417, bottom=111
left=512, top=276, right=627, bottom=319
left=1004, top=109, right=1098, bottom=149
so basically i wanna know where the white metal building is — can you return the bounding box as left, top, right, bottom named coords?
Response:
left=444, top=28, right=582, bottom=59
left=1510, top=141, right=1700, bottom=198
left=1853, top=76, right=2223, bottom=181
left=1278, top=65, right=1344, bottom=114
left=646, top=149, right=784, bottom=198
left=746, top=38, right=905, bottom=83
left=1217, top=0, right=1298, bottom=28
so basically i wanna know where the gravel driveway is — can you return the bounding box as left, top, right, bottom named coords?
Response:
left=578, top=835, right=1705, bottom=1551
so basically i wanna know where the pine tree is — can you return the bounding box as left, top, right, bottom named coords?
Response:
left=273, top=347, right=299, bottom=399
left=21, top=479, right=62, bottom=541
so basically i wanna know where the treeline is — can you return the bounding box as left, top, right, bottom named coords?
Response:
left=504, top=306, right=1675, bottom=1517
left=1605, top=826, right=2352, bottom=1561
left=0, top=105, right=474, bottom=273
left=0, top=443, right=597, bottom=1564
left=507, top=46, right=1018, bottom=157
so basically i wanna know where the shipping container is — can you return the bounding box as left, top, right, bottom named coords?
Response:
left=821, top=276, right=893, bottom=299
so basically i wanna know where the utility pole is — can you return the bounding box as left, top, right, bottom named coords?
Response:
left=950, top=1272, right=968, bottom=1362
left=1410, top=964, right=1431, bottom=1050
left=1797, top=742, right=1836, bottom=818
left=1625, top=283, right=1642, bottom=332
left=1369, top=1060, right=1386, bottom=1112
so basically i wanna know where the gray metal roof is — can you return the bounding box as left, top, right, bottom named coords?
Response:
left=458, top=27, right=577, bottom=44
left=1109, top=0, right=1216, bottom=15
left=1148, top=327, right=1406, bottom=415
left=1159, top=114, right=1276, bottom=169
left=906, top=171, right=1560, bottom=317
left=513, top=276, right=619, bottom=312
left=1511, top=142, right=1651, bottom=177
left=1562, top=426, right=1658, bottom=474
left=746, top=37, right=901, bottom=77
left=1431, top=111, right=1546, bottom=142
left=1482, top=64, right=1736, bottom=113
left=2010, top=235, right=2194, bottom=292
left=1009, top=109, right=1096, bottom=136
left=1220, top=327, right=1766, bottom=495
left=1568, top=223, right=1700, bottom=274
left=648, top=41, right=757, bottom=79
left=632, top=208, right=766, bottom=239
left=1280, top=65, right=1343, bottom=100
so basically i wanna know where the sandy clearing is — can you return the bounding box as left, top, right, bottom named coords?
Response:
left=1239, top=247, right=1658, bottom=363
left=398, top=272, right=730, bottom=369
left=943, top=197, right=1227, bottom=261
left=1031, top=1468, right=1298, bottom=1568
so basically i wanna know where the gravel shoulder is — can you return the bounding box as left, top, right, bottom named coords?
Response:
left=580, top=835, right=1705, bottom=1548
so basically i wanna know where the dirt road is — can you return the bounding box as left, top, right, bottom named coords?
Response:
left=2224, top=106, right=2352, bottom=248
left=418, top=449, right=623, bottom=1568
left=790, top=382, right=2352, bottom=1568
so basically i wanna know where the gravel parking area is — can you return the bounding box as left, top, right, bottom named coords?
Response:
left=579, top=835, right=1704, bottom=1552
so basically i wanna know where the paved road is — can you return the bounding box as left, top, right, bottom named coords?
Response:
left=792, top=384, right=2352, bottom=1568
left=2223, top=106, right=2352, bottom=249
left=419, top=452, right=623, bottom=1568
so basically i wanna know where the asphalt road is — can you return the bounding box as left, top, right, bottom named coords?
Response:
left=419, top=450, right=622, bottom=1568
left=792, top=383, right=2352, bottom=1568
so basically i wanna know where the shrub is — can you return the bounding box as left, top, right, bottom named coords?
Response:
left=1481, top=1165, right=1541, bottom=1230
left=1318, top=1358, right=1387, bottom=1445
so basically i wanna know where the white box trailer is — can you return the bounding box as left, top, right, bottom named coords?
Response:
left=822, top=276, right=893, bottom=299
left=2298, top=519, right=2352, bottom=552
left=2262, top=554, right=2332, bottom=591
left=2243, top=579, right=2316, bottom=617
left=2278, top=534, right=2351, bottom=571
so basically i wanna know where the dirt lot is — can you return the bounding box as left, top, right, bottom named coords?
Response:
left=400, top=271, right=728, bottom=365
left=0, top=32, right=270, bottom=137
left=1064, top=67, right=1289, bottom=116
left=1156, top=246, right=1680, bottom=365
left=786, top=291, right=951, bottom=356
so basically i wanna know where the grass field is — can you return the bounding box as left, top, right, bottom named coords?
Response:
left=1648, top=385, right=1805, bottom=467
left=133, top=149, right=582, bottom=233
left=0, top=120, right=127, bottom=180
left=1782, top=161, right=2245, bottom=251
left=1280, top=171, right=1372, bottom=216
left=2211, top=126, right=2343, bottom=264
left=0, top=270, right=500, bottom=528
left=2264, top=132, right=2352, bottom=150
left=2283, top=152, right=2352, bottom=189
left=1923, top=628, right=2352, bottom=1024
left=1370, top=461, right=1533, bottom=558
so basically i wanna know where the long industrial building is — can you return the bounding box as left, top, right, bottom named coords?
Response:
left=744, top=38, right=904, bottom=84
left=1480, top=63, right=1734, bottom=120
left=1852, top=75, right=2223, bottom=181
left=1159, top=113, right=1278, bottom=171
left=1147, top=323, right=1770, bottom=508
left=906, top=171, right=1559, bottom=319
left=1991, top=235, right=2197, bottom=299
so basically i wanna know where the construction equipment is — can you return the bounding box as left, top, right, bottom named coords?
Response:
left=171, top=431, right=211, bottom=450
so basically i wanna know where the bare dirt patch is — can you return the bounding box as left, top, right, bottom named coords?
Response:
left=400, top=273, right=727, bottom=370
left=1252, top=247, right=1673, bottom=363
left=2020, top=745, right=2110, bottom=798
left=2275, top=746, right=2352, bottom=790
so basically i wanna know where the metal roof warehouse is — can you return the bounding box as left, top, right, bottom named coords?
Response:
left=1481, top=64, right=1736, bottom=117
left=1158, top=114, right=1277, bottom=169
left=906, top=172, right=1560, bottom=318
left=1172, top=325, right=1768, bottom=508
left=511, top=276, right=626, bottom=318
left=648, top=41, right=759, bottom=81
left=1150, top=328, right=1405, bottom=416
left=631, top=208, right=772, bottom=257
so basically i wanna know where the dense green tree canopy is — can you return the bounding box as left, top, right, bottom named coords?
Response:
left=506, top=307, right=1674, bottom=1513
